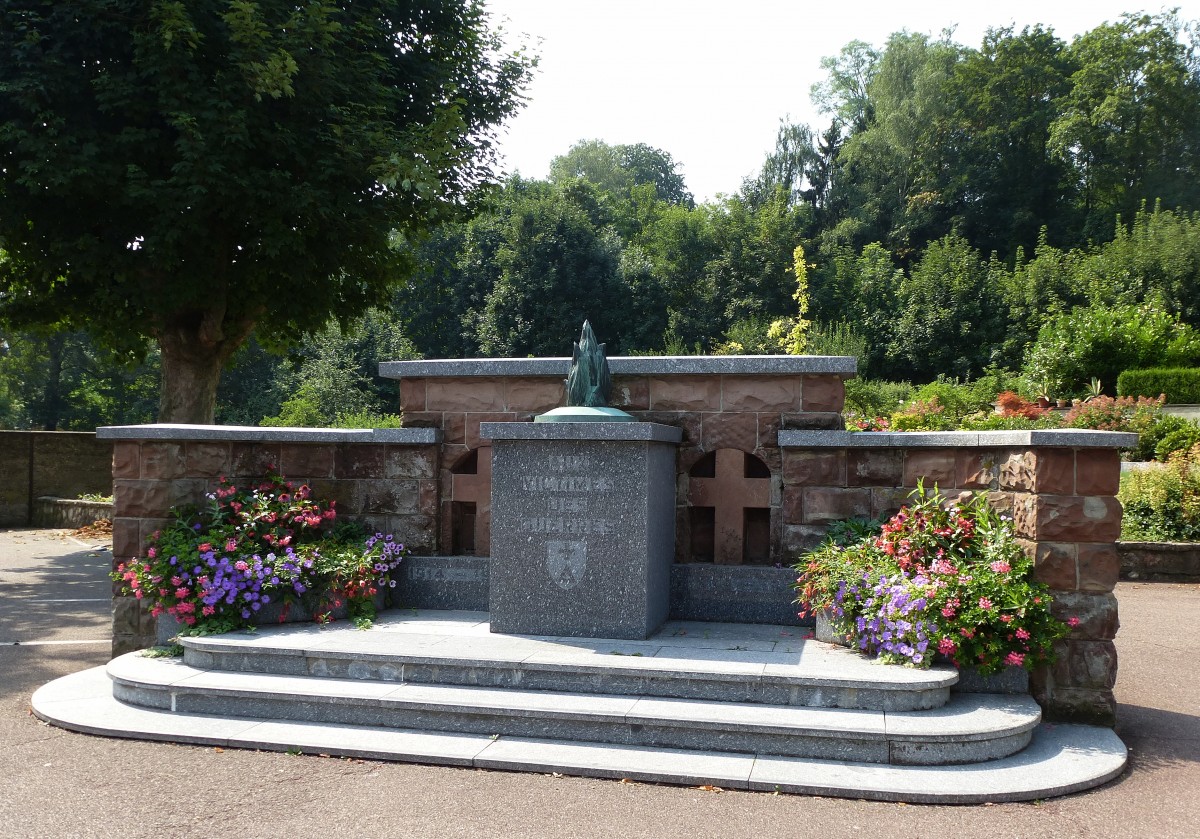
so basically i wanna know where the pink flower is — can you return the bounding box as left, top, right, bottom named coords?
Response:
left=147, top=547, right=157, bottom=559
left=959, top=628, right=975, bottom=639
left=938, top=638, right=957, bottom=655
left=1000, top=614, right=1013, bottom=623
left=941, top=606, right=956, bottom=618
left=175, top=587, right=190, bottom=599
left=1005, top=652, right=1025, bottom=667
left=197, top=543, right=212, bottom=553
left=1015, top=628, right=1030, bottom=640
left=989, top=561, right=1011, bottom=574
left=1067, top=616, right=1081, bottom=628
left=978, top=597, right=993, bottom=610
left=235, top=560, right=249, bottom=572
left=225, top=539, right=238, bottom=553
left=202, top=606, right=215, bottom=616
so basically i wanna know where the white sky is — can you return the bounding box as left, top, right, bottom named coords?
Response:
left=484, top=1, right=1200, bottom=203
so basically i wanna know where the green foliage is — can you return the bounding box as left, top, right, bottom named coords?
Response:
left=795, top=484, right=1067, bottom=674
left=844, top=378, right=914, bottom=419
left=1119, top=446, right=1200, bottom=541
left=804, top=321, right=869, bottom=362
left=1023, top=303, right=1200, bottom=398
left=330, top=411, right=404, bottom=430
left=0, top=2, right=534, bottom=422
left=1118, top=368, right=1200, bottom=404
left=1153, top=417, right=1200, bottom=461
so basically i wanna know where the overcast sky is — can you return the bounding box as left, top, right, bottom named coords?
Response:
left=483, top=1, right=1199, bottom=202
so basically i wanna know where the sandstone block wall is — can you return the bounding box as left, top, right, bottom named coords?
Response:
left=103, top=431, right=440, bottom=655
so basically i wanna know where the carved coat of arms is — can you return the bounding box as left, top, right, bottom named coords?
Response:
left=546, top=540, right=586, bottom=590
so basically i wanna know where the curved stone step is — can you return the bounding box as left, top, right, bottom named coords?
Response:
left=179, top=611, right=957, bottom=712
left=32, top=666, right=1126, bottom=804
left=107, top=653, right=1035, bottom=765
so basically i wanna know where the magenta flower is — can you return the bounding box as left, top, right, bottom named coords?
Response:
left=1004, top=651, right=1025, bottom=667
left=989, top=560, right=1011, bottom=574
left=978, top=596, right=993, bottom=610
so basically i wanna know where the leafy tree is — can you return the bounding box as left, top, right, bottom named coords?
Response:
left=549, top=139, right=693, bottom=207
left=0, top=1, right=533, bottom=423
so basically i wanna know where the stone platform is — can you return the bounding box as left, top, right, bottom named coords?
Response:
left=32, top=610, right=1127, bottom=803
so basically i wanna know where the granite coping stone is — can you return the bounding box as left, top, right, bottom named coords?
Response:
left=97, top=423, right=441, bottom=444
left=380, top=355, right=858, bottom=379
left=481, top=421, right=683, bottom=443
left=33, top=666, right=1126, bottom=803
left=779, top=429, right=1139, bottom=449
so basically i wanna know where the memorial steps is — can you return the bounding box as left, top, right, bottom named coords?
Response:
left=31, top=610, right=1127, bottom=804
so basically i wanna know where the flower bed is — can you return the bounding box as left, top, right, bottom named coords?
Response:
left=795, top=483, right=1069, bottom=676
left=113, top=470, right=407, bottom=635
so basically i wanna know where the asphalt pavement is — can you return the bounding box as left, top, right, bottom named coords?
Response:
left=1, top=528, right=1198, bottom=839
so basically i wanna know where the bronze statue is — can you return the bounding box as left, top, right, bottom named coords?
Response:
left=566, top=320, right=611, bottom=408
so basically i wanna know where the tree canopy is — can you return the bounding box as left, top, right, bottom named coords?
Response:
left=0, top=0, right=533, bottom=422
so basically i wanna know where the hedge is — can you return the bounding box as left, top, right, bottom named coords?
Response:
left=1117, top=367, right=1200, bottom=403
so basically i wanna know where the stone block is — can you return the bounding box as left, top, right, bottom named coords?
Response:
left=783, top=524, right=829, bottom=555
left=419, top=479, right=439, bottom=517
left=1051, top=639, right=1118, bottom=691
left=1075, top=449, right=1120, bottom=496
left=756, top=413, right=782, bottom=449
left=847, top=450, right=903, bottom=486
left=139, top=442, right=185, bottom=480
left=280, top=444, right=335, bottom=479
left=1014, top=495, right=1123, bottom=542
left=385, top=514, right=437, bottom=553
left=801, top=375, right=845, bottom=412
left=506, top=378, right=564, bottom=413
left=780, top=412, right=844, bottom=430
left=700, top=412, right=758, bottom=452
left=441, top=412, right=465, bottom=444
left=185, top=442, right=231, bottom=478
left=669, top=564, right=803, bottom=625
left=1051, top=591, right=1119, bottom=639
left=1029, top=541, right=1078, bottom=590
left=649, top=375, right=721, bottom=411
left=111, top=595, right=142, bottom=637
left=231, top=443, right=281, bottom=478
left=902, top=450, right=956, bottom=487
left=114, top=480, right=170, bottom=518
left=638, top=412, right=700, bottom=445
left=112, top=517, right=141, bottom=561
left=395, top=555, right=488, bottom=611
left=336, top=445, right=386, bottom=479
left=609, top=376, right=649, bottom=410
left=398, top=378, right=427, bottom=412
left=488, top=430, right=677, bottom=639
left=721, top=376, right=800, bottom=412
left=464, top=413, right=518, bottom=449
left=426, top=378, right=505, bottom=412
left=1077, top=543, right=1121, bottom=592
left=112, top=442, right=140, bottom=479
left=801, top=487, right=871, bottom=523
left=782, top=450, right=846, bottom=487
left=399, top=411, right=442, bottom=429
left=356, top=479, right=421, bottom=516
left=1000, top=449, right=1073, bottom=494
left=871, top=487, right=911, bottom=520
left=1040, top=686, right=1117, bottom=727
left=782, top=486, right=804, bottom=525
left=955, top=450, right=1000, bottom=489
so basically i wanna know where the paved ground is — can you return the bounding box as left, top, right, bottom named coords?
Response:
left=2, top=528, right=1198, bottom=839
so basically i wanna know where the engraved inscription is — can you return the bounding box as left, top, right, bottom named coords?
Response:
left=407, top=566, right=487, bottom=584
left=546, top=540, right=587, bottom=590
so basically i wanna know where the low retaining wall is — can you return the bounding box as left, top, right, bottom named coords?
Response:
left=32, top=497, right=114, bottom=529
left=1119, top=541, right=1200, bottom=582
left=0, top=430, right=112, bottom=526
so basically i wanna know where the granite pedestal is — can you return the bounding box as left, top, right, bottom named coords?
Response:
left=482, top=422, right=682, bottom=639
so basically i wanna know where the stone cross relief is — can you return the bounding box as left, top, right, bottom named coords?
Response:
left=686, top=448, right=771, bottom=564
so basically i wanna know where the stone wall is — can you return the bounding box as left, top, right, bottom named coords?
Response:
left=97, top=425, right=441, bottom=655
left=0, top=430, right=113, bottom=526
left=779, top=429, right=1132, bottom=726
left=1119, top=541, right=1200, bottom=582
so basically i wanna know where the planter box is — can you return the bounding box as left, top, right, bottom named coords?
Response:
left=814, top=610, right=1029, bottom=694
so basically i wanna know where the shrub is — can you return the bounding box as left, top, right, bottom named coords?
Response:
left=1119, top=445, right=1200, bottom=541
left=1117, top=367, right=1200, bottom=403
left=890, top=397, right=956, bottom=431
left=844, top=378, right=915, bottom=418
left=1022, top=302, right=1200, bottom=399
left=794, top=484, right=1068, bottom=675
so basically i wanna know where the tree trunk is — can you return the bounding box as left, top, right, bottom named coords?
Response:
left=156, top=310, right=257, bottom=424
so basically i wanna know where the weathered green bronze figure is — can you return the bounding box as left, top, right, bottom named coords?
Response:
left=566, top=320, right=611, bottom=408
left=534, top=320, right=634, bottom=422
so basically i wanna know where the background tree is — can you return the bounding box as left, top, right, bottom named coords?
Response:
left=0, top=1, right=533, bottom=423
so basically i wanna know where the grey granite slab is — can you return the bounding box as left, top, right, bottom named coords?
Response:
left=472, top=737, right=757, bottom=788
left=779, top=429, right=1139, bottom=449
left=884, top=693, right=1041, bottom=740
left=96, top=423, right=440, bottom=443
left=481, top=421, right=683, bottom=443
left=235, top=719, right=491, bottom=765
left=380, top=355, right=857, bottom=379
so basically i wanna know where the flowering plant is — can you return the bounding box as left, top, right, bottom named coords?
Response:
left=794, top=483, right=1068, bottom=675
left=845, top=411, right=891, bottom=432
left=113, top=471, right=407, bottom=632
